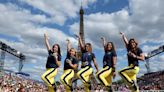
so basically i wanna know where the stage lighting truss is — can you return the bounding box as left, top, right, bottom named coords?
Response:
left=145, top=45, right=164, bottom=73
left=0, top=41, right=26, bottom=72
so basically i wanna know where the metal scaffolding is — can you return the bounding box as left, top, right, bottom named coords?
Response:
left=145, top=45, right=164, bottom=73
left=0, top=41, right=26, bottom=72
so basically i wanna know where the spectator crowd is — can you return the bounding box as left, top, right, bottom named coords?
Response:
left=138, top=70, right=164, bottom=90
left=0, top=70, right=164, bottom=92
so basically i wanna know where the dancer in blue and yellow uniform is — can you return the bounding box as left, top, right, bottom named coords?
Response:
left=41, top=33, right=61, bottom=92
left=96, top=37, right=117, bottom=92
left=118, top=32, right=145, bottom=92
left=76, top=35, right=99, bottom=92
left=60, top=39, right=78, bottom=92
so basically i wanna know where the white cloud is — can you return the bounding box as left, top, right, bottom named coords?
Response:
left=142, top=45, right=161, bottom=53
left=19, top=0, right=97, bottom=25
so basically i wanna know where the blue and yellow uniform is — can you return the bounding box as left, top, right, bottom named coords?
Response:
left=60, top=53, right=78, bottom=92
left=96, top=50, right=117, bottom=90
left=41, top=50, right=61, bottom=92
left=77, top=50, right=95, bottom=92
left=119, top=48, right=143, bottom=92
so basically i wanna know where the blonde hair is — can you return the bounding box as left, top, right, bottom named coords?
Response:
left=69, top=48, right=77, bottom=57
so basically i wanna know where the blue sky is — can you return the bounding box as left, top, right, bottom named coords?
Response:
left=0, top=0, right=164, bottom=83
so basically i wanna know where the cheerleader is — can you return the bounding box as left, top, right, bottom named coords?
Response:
left=60, top=39, right=78, bottom=92
left=96, top=37, right=117, bottom=92
left=76, top=35, right=99, bottom=92
left=41, top=33, right=61, bottom=92
left=119, top=32, right=145, bottom=92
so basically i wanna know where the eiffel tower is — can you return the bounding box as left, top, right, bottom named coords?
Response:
left=72, top=5, right=85, bottom=90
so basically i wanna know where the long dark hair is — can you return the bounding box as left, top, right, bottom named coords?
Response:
left=128, top=38, right=138, bottom=54
left=85, top=43, right=92, bottom=52
left=52, top=44, right=61, bottom=56
left=105, top=42, right=116, bottom=53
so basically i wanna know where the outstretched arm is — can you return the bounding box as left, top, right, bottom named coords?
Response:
left=101, top=37, right=106, bottom=51
left=66, top=39, right=71, bottom=52
left=112, top=56, right=117, bottom=68
left=93, top=58, right=99, bottom=73
left=120, top=32, right=128, bottom=48
left=112, top=56, right=117, bottom=78
left=76, top=35, right=85, bottom=50
left=44, top=32, right=51, bottom=51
